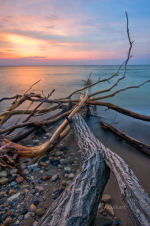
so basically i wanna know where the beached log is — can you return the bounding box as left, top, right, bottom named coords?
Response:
left=100, top=120, right=150, bottom=155
left=39, top=114, right=150, bottom=226
left=0, top=94, right=88, bottom=168
left=88, top=100, right=150, bottom=122
left=73, top=115, right=150, bottom=225
left=38, top=114, right=110, bottom=226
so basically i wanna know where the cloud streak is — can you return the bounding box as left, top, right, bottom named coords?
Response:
left=0, top=0, right=150, bottom=65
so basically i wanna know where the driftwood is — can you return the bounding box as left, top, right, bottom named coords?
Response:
left=38, top=114, right=110, bottom=226
left=0, top=94, right=88, bottom=168
left=100, top=120, right=150, bottom=155
left=39, top=114, right=150, bottom=226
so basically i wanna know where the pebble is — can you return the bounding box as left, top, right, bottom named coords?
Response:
left=15, top=220, right=20, bottom=225
left=60, top=159, right=68, bottom=165
left=105, top=204, right=114, bottom=216
left=0, top=191, right=6, bottom=198
left=28, top=163, right=38, bottom=169
left=7, top=192, right=20, bottom=201
left=24, top=212, right=32, bottom=219
left=10, top=181, right=17, bottom=186
left=55, top=151, right=63, bottom=156
left=35, top=208, right=45, bottom=216
left=51, top=160, right=60, bottom=166
left=64, top=167, right=71, bottom=173
left=36, top=186, right=44, bottom=192
left=9, top=189, right=17, bottom=196
left=33, top=167, right=40, bottom=172
left=7, top=210, right=12, bottom=216
left=0, top=177, right=8, bottom=185
left=10, top=169, right=18, bottom=175
left=101, top=194, right=111, bottom=203
left=33, top=139, right=39, bottom=144
left=42, top=175, right=51, bottom=181
left=16, top=176, right=24, bottom=183
left=3, top=202, right=8, bottom=207
left=23, top=169, right=29, bottom=174
left=21, top=209, right=28, bottom=215
left=101, top=220, right=113, bottom=226
left=68, top=173, right=75, bottom=179
left=0, top=170, right=7, bottom=177
left=3, top=217, right=13, bottom=225
left=51, top=174, right=59, bottom=182
left=30, top=204, right=37, bottom=212
left=33, top=200, right=39, bottom=206
left=61, top=180, right=68, bottom=187
left=115, top=219, right=121, bottom=225
left=33, top=221, right=38, bottom=226
left=39, top=161, right=46, bottom=167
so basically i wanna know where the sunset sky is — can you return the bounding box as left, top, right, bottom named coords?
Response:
left=0, top=0, right=150, bottom=65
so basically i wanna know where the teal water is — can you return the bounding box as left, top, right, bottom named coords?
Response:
left=0, top=65, right=150, bottom=145
left=0, top=65, right=150, bottom=114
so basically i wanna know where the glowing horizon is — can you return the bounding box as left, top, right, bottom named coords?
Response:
left=0, top=0, right=150, bottom=65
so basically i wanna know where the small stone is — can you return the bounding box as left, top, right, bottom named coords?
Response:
left=68, top=173, right=75, bottom=179
left=102, top=211, right=107, bottom=216
left=9, top=189, right=17, bottom=196
left=28, top=163, right=38, bottom=169
left=33, top=167, right=40, bottom=172
left=61, top=180, right=67, bottom=187
left=16, top=176, right=24, bottom=183
left=21, top=209, right=28, bottom=215
left=3, top=217, right=13, bottom=225
left=51, top=174, right=59, bottom=182
left=101, top=220, right=113, bottom=226
left=23, top=188, right=29, bottom=193
left=64, top=167, right=71, bottom=173
left=35, top=208, right=45, bottom=216
left=97, top=202, right=104, bottom=215
left=3, top=202, right=8, bottom=207
left=36, top=186, right=44, bottom=192
left=0, top=177, right=8, bottom=185
left=30, top=204, right=37, bottom=212
left=33, top=221, right=38, bottom=226
left=0, top=170, right=7, bottom=177
left=98, top=208, right=104, bottom=214
left=15, top=220, right=20, bottom=225
left=24, top=212, right=32, bottom=219
left=7, top=192, right=20, bottom=201
left=10, top=181, right=17, bottom=186
left=0, top=191, right=6, bottom=198
left=55, top=151, right=63, bottom=156
left=7, top=210, right=12, bottom=216
left=101, top=194, right=111, bottom=203
left=42, top=175, right=51, bottom=181
left=115, top=219, right=121, bottom=225
left=39, top=161, right=46, bottom=167
left=33, top=200, right=39, bottom=206
left=23, top=169, right=28, bottom=174
left=51, top=160, right=60, bottom=166
left=10, top=169, right=18, bottom=174
left=105, top=204, right=114, bottom=216
left=33, top=139, right=39, bottom=145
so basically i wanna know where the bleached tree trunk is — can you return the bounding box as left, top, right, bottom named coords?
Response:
left=39, top=114, right=150, bottom=226
left=38, top=114, right=110, bottom=226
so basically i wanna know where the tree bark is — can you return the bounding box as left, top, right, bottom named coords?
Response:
left=38, top=114, right=110, bottom=226
left=39, top=114, right=150, bottom=226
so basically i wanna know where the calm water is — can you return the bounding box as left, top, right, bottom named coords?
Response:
left=0, top=65, right=150, bottom=113
left=0, top=65, right=150, bottom=145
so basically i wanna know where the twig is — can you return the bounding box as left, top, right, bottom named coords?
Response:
left=23, top=89, right=55, bottom=123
